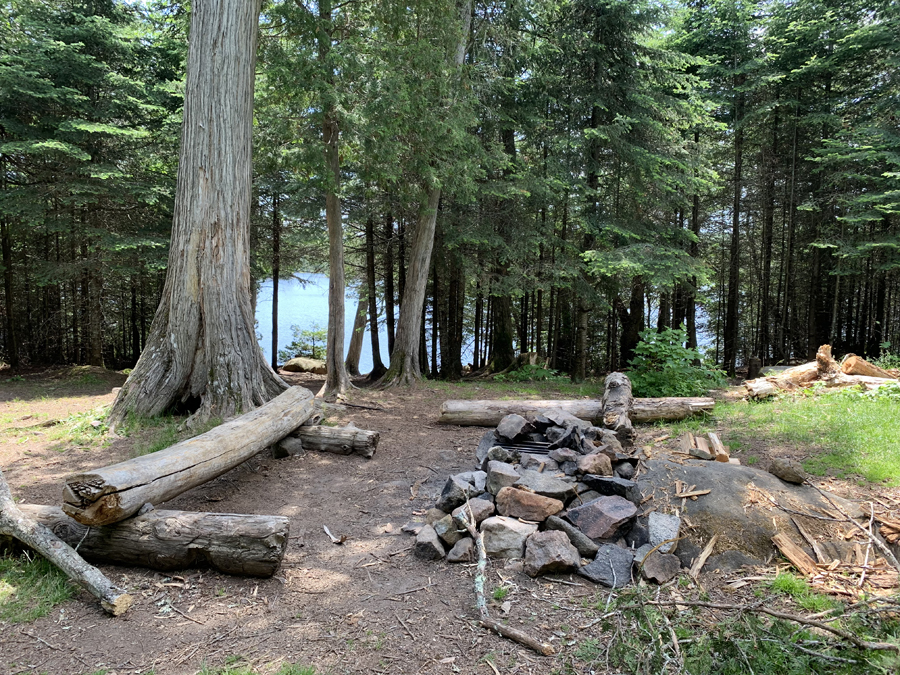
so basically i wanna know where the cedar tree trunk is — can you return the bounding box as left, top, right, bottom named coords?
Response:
left=109, top=0, right=286, bottom=426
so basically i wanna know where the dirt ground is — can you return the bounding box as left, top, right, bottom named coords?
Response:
left=0, top=369, right=888, bottom=675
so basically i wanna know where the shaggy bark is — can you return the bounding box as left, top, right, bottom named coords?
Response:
left=109, top=0, right=285, bottom=426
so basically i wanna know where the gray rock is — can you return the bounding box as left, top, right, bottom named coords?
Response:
left=514, top=470, right=577, bottom=501
left=544, top=426, right=567, bottom=443
left=638, top=458, right=864, bottom=559
left=401, top=521, right=424, bottom=536
left=625, top=519, right=649, bottom=549
left=648, top=512, right=681, bottom=554
left=632, top=543, right=654, bottom=565
left=475, top=491, right=495, bottom=503
left=579, top=453, right=613, bottom=476
left=476, top=430, right=499, bottom=464
left=613, top=461, right=635, bottom=480
left=486, top=461, right=521, bottom=495
left=689, top=447, right=715, bottom=461
left=580, top=475, right=642, bottom=505
left=566, top=496, right=637, bottom=540
left=579, top=544, right=634, bottom=587
left=543, top=410, right=593, bottom=431
left=451, top=498, right=496, bottom=526
left=525, top=432, right=546, bottom=443
left=769, top=458, right=806, bottom=484
left=640, top=551, right=681, bottom=584
left=434, top=514, right=466, bottom=546
left=496, top=487, right=564, bottom=521
left=674, top=539, right=701, bottom=569
left=519, top=454, right=559, bottom=472
left=481, top=516, right=538, bottom=558
left=435, top=475, right=479, bottom=512
left=524, top=531, right=580, bottom=577
left=480, top=446, right=518, bottom=471
left=545, top=515, right=600, bottom=558
left=497, top=414, right=533, bottom=441
left=446, top=537, right=475, bottom=563
left=549, top=448, right=580, bottom=464
left=568, top=489, right=602, bottom=508
left=560, top=461, right=578, bottom=476
left=457, top=470, right=487, bottom=493
left=414, top=525, right=445, bottom=560
left=425, top=508, right=447, bottom=525
left=548, top=426, right=577, bottom=450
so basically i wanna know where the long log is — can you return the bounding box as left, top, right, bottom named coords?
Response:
left=63, top=386, right=316, bottom=526
left=437, top=397, right=714, bottom=427
left=290, top=425, right=379, bottom=458
left=9, top=505, right=288, bottom=577
left=0, top=469, right=133, bottom=615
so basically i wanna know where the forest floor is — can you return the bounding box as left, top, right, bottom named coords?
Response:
left=0, top=368, right=898, bottom=675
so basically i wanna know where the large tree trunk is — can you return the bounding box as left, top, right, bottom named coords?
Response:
left=379, top=188, right=442, bottom=386
left=0, top=469, right=132, bottom=615
left=365, top=215, right=387, bottom=379
left=109, top=0, right=285, bottom=426
left=722, top=86, right=745, bottom=377
left=317, top=0, right=351, bottom=400
left=344, top=294, right=367, bottom=377
left=383, top=208, right=396, bottom=355
left=65, top=387, right=316, bottom=526
left=437, top=397, right=715, bottom=426
left=11, top=505, right=288, bottom=578
left=271, top=193, right=281, bottom=370
left=377, top=0, right=471, bottom=387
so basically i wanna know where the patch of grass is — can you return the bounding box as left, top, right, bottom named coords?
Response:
left=666, top=390, right=900, bottom=485
left=770, top=572, right=839, bottom=613
left=122, top=413, right=223, bottom=457
left=0, top=553, right=77, bottom=623
left=198, top=663, right=316, bottom=675
left=492, top=585, right=510, bottom=601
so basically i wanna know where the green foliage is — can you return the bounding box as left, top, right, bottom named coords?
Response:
left=628, top=327, right=727, bottom=397
left=122, top=413, right=224, bottom=457
left=493, top=365, right=568, bottom=383
left=197, top=662, right=316, bottom=675
left=770, top=573, right=839, bottom=613
left=872, top=344, right=900, bottom=372
left=0, top=553, right=77, bottom=623
left=278, top=323, right=327, bottom=362
left=492, top=586, right=510, bottom=601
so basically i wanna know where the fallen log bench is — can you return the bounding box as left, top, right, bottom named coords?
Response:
left=7, top=505, right=289, bottom=577
left=275, top=425, right=380, bottom=459
left=63, top=386, right=317, bottom=526
left=437, top=396, right=715, bottom=427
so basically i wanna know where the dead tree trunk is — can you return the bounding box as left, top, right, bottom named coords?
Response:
left=109, top=0, right=286, bottom=427
left=344, top=295, right=367, bottom=377
left=601, top=372, right=634, bottom=447
left=286, top=425, right=379, bottom=459
left=12, top=505, right=288, bottom=578
left=64, top=386, right=316, bottom=526
left=0, top=469, right=133, bottom=615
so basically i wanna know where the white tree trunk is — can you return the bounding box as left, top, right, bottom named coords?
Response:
left=109, top=0, right=285, bottom=426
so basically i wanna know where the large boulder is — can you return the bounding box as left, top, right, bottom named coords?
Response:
left=481, top=516, right=538, bottom=558
left=281, top=357, right=327, bottom=374
left=638, top=458, right=864, bottom=559
left=523, top=531, right=580, bottom=577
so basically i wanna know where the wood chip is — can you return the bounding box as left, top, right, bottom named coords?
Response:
left=772, top=533, right=819, bottom=577
left=690, top=534, right=718, bottom=579
left=675, top=489, right=711, bottom=499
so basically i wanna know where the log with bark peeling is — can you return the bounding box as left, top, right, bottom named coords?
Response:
left=0, top=468, right=133, bottom=615
left=437, top=396, right=714, bottom=427
left=6, top=505, right=289, bottom=577
left=290, top=425, right=379, bottom=458
left=63, top=386, right=317, bottom=526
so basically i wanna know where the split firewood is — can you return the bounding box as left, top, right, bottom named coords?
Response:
left=63, top=386, right=317, bottom=526
left=773, top=533, right=819, bottom=577
left=708, top=433, right=729, bottom=462
left=841, top=354, right=897, bottom=380
left=0, top=468, right=133, bottom=615
left=878, top=517, right=900, bottom=544
left=791, top=517, right=827, bottom=564
left=8, top=504, right=289, bottom=577
left=689, top=534, right=718, bottom=578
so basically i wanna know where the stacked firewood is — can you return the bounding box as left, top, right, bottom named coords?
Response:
left=745, top=345, right=899, bottom=399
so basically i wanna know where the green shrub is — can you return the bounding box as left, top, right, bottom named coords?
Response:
left=627, top=327, right=726, bottom=397
left=493, top=364, right=568, bottom=383
left=278, top=323, right=327, bottom=362
left=872, top=342, right=900, bottom=371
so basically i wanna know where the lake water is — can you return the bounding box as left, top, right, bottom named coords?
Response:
left=255, top=273, right=390, bottom=373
